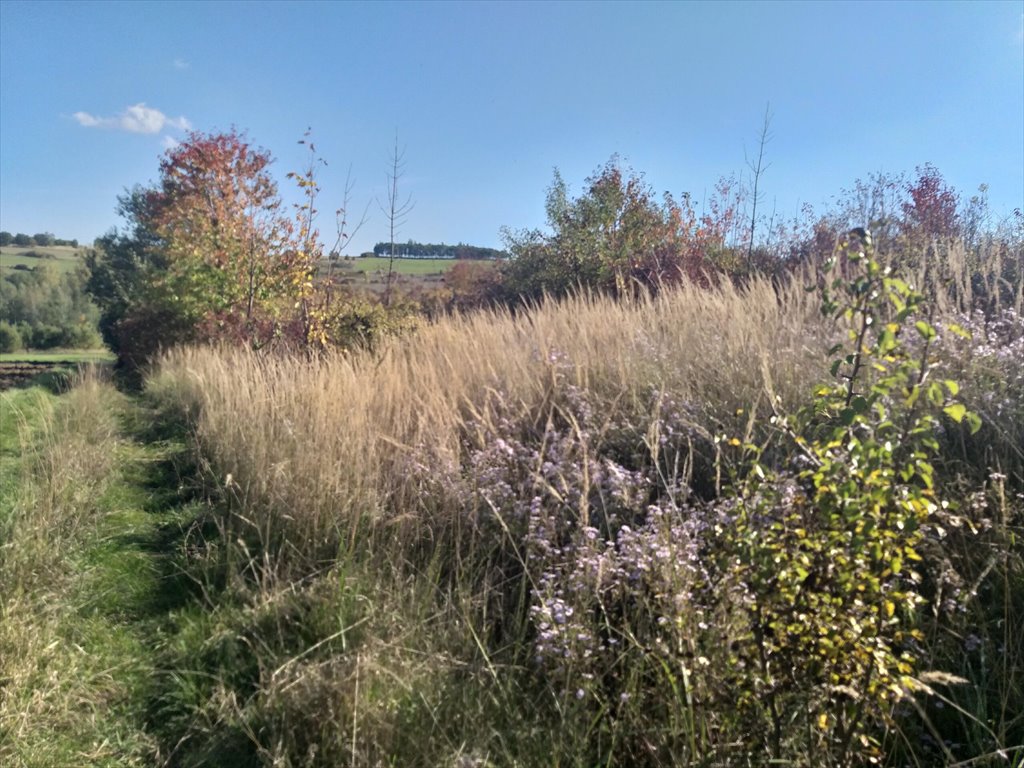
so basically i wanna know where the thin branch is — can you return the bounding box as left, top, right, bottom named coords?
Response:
left=376, top=131, right=415, bottom=307
left=746, top=103, right=774, bottom=270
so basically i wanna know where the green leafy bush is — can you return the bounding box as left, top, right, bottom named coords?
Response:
left=499, top=160, right=741, bottom=302
left=0, top=321, right=21, bottom=353
left=712, top=229, right=981, bottom=762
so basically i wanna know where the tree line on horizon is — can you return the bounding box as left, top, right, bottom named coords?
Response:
left=0, top=231, right=80, bottom=248
left=367, top=240, right=507, bottom=260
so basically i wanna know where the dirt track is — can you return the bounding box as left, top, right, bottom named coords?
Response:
left=0, top=362, right=65, bottom=391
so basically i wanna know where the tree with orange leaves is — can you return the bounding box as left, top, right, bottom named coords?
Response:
left=88, top=129, right=314, bottom=366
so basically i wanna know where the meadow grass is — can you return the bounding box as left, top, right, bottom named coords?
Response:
left=0, top=245, right=86, bottom=275
left=0, top=371, right=143, bottom=765
left=334, top=256, right=495, bottom=276
left=143, top=278, right=831, bottom=764
left=151, top=278, right=826, bottom=560
left=1, top=254, right=1018, bottom=765
left=0, top=369, right=220, bottom=766
left=145, top=267, right=1023, bottom=766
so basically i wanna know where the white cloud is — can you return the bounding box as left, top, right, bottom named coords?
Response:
left=161, top=135, right=181, bottom=150
left=173, top=58, right=189, bottom=70
left=72, top=103, right=191, bottom=134
left=72, top=111, right=102, bottom=127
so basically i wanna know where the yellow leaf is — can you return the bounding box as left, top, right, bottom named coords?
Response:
left=944, top=403, right=966, bottom=423
left=817, top=712, right=829, bottom=730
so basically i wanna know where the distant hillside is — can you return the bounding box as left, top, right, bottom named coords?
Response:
left=0, top=245, right=87, bottom=275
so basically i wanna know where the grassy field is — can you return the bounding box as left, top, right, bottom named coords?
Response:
left=0, top=348, right=114, bottom=364
left=331, top=255, right=496, bottom=276
left=0, top=245, right=88, bottom=275
left=144, top=274, right=1022, bottom=766
left=2, top=263, right=1021, bottom=766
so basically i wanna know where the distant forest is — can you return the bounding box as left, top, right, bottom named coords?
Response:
left=369, top=240, right=507, bottom=259
left=0, top=231, right=79, bottom=248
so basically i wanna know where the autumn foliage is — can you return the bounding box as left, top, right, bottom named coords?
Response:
left=87, top=130, right=1020, bottom=369
left=144, top=131, right=306, bottom=339
left=88, top=130, right=331, bottom=366
left=499, top=160, right=742, bottom=301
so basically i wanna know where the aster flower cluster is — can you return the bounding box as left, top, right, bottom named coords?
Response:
left=933, top=308, right=1024, bottom=422
left=430, top=369, right=727, bottom=706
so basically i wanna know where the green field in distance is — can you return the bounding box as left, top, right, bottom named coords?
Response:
left=0, top=349, right=114, bottom=364
left=333, top=256, right=496, bottom=276
left=0, top=246, right=87, bottom=275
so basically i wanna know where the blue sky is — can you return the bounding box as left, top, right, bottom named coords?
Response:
left=1, top=0, right=1021, bottom=254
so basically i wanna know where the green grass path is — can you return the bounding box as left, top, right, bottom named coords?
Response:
left=68, top=438, right=193, bottom=765
left=0, top=385, right=210, bottom=766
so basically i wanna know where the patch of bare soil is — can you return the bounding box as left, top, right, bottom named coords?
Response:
left=0, top=362, right=63, bottom=390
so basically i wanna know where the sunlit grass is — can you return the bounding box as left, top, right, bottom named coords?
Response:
left=2, top=250, right=1020, bottom=765
left=0, top=245, right=87, bottom=275
left=0, top=371, right=196, bottom=766
left=145, top=267, right=1022, bottom=765
left=0, top=349, right=114, bottom=364
left=333, top=255, right=495, bottom=276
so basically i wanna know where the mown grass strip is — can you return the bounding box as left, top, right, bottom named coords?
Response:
left=0, top=350, right=114, bottom=364
left=0, top=375, right=209, bottom=767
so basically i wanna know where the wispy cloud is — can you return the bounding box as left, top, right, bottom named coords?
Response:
left=72, top=103, right=191, bottom=134
left=173, top=57, right=189, bottom=70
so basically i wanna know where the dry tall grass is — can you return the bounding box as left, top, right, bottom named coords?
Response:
left=902, top=237, right=1023, bottom=316
left=152, top=278, right=827, bottom=566
left=148, top=278, right=841, bottom=764
left=147, top=267, right=1023, bottom=765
